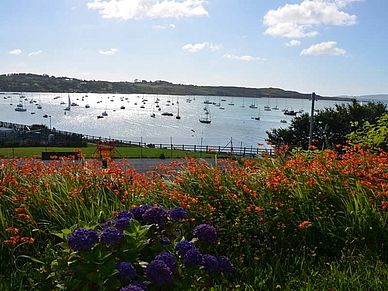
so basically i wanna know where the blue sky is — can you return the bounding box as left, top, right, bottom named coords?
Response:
left=1, top=0, right=386, bottom=96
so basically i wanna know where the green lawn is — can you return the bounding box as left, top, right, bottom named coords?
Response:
left=0, top=145, right=217, bottom=159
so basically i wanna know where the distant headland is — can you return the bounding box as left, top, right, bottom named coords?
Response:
left=0, top=73, right=352, bottom=101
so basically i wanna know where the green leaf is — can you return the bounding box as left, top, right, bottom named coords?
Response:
left=17, top=255, right=44, bottom=264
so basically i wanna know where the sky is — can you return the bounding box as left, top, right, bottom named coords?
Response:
left=1, top=0, right=387, bottom=97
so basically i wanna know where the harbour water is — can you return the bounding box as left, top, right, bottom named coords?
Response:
left=0, top=92, right=355, bottom=148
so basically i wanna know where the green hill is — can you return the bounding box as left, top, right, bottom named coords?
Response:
left=0, top=73, right=345, bottom=100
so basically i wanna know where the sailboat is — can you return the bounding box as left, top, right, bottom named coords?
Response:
left=254, top=108, right=261, bottom=120
left=264, top=97, right=271, bottom=111
left=199, top=106, right=211, bottom=124
left=64, top=93, right=71, bottom=111
left=176, top=102, right=181, bottom=119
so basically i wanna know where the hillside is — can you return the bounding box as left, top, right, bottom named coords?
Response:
left=0, top=73, right=345, bottom=101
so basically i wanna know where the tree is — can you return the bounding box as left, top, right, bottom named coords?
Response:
left=266, top=99, right=387, bottom=150
left=347, top=114, right=388, bottom=152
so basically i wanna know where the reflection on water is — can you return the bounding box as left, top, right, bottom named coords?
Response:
left=0, top=92, right=351, bottom=148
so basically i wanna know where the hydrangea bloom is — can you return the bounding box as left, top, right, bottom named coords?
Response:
left=184, top=248, right=204, bottom=266
left=116, top=261, right=137, bottom=281
left=202, top=254, right=219, bottom=272
left=175, top=240, right=196, bottom=255
left=155, top=252, right=177, bottom=272
left=168, top=207, right=188, bottom=221
left=142, top=206, right=168, bottom=225
left=131, top=204, right=152, bottom=221
left=130, top=281, right=148, bottom=291
left=116, top=210, right=134, bottom=220
left=100, top=227, right=123, bottom=244
left=119, top=285, right=144, bottom=291
left=99, top=220, right=115, bottom=231
left=145, top=259, right=173, bottom=287
left=217, top=256, right=234, bottom=274
left=193, top=224, right=217, bottom=243
left=68, top=228, right=99, bottom=251
left=115, top=217, right=131, bottom=229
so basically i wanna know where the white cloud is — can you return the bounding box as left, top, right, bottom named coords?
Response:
left=182, top=42, right=222, bottom=53
left=87, top=0, right=208, bottom=20
left=182, top=42, right=209, bottom=52
left=152, top=23, right=176, bottom=30
left=9, top=49, right=22, bottom=55
left=99, top=48, right=119, bottom=55
left=209, top=44, right=222, bottom=52
left=284, top=40, right=301, bottom=47
left=263, top=0, right=359, bottom=38
left=28, top=50, right=42, bottom=57
left=300, top=41, right=346, bottom=56
left=222, top=54, right=266, bottom=61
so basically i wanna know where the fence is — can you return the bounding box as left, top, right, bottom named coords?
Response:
left=0, top=121, right=273, bottom=158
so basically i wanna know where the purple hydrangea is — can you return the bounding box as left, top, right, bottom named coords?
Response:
left=130, top=281, right=148, bottom=291
left=159, top=237, right=172, bottom=245
left=168, top=207, right=188, bottom=221
left=175, top=240, right=196, bottom=255
left=115, top=217, right=131, bottom=229
left=68, top=228, right=99, bottom=251
left=116, top=261, right=137, bottom=281
left=145, top=260, right=173, bottom=287
left=100, top=219, right=115, bottom=230
left=202, top=254, right=219, bottom=272
left=193, top=224, right=217, bottom=243
left=184, top=248, right=204, bottom=266
left=116, top=210, right=134, bottom=220
left=100, top=227, right=123, bottom=244
left=217, top=256, right=234, bottom=274
left=155, top=252, right=177, bottom=272
left=142, top=206, right=168, bottom=225
left=119, top=285, right=144, bottom=291
left=131, top=204, right=152, bottom=221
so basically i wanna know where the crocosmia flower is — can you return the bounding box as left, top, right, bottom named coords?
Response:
left=68, top=228, right=99, bottom=251
left=193, top=224, right=217, bottom=243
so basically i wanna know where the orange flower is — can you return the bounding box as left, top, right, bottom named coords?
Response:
left=299, top=221, right=312, bottom=229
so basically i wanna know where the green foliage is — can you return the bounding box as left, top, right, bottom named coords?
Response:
left=266, top=99, right=388, bottom=150
left=1, top=73, right=326, bottom=99
left=347, top=114, right=388, bottom=151
left=48, top=209, right=231, bottom=291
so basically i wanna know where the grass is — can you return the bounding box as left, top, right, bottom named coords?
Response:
left=0, top=146, right=217, bottom=159
left=1, top=145, right=388, bottom=290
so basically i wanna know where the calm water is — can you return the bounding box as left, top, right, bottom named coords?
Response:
left=0, top=92, right=352, bottom=148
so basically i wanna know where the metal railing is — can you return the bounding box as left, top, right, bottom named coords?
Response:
left=1, top=120, right=273, bottom=158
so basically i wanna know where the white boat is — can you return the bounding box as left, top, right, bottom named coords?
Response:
left=64, top=94, right=71, bottom=111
